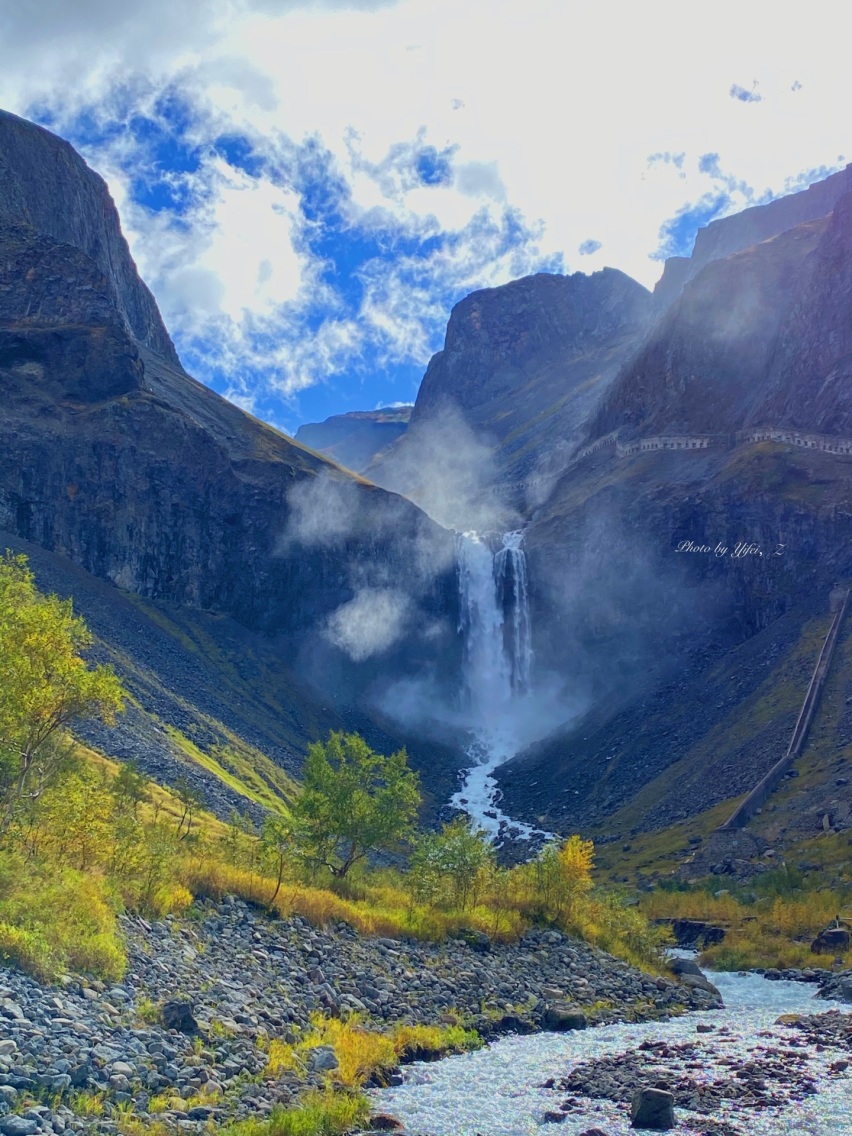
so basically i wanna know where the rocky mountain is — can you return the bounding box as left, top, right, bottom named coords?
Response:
left=0, top=109, right=463, bottom=815
left=493, top=180, right=852, bottom=847
left=5, top=104, right=852, bottom=859
left=295, top=406, right=413, bottom=473
left=368, top=269, right=652, bottom=514
left=590, top=189, right=852, bottom=442
left=652, top=162, right=852, bottom=312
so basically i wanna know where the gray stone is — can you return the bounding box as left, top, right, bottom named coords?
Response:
left=162, top=1002, right=198, bottom=1034
left=630, top=1087, right=675, bottom=1130
left=0, top=1119, right=39, bottom=1136
left=811, top=927, right=851, bottom=954
left=307, top=1046, right=339, bottom=1073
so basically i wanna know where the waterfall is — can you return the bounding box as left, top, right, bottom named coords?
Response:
left=453, top=530, right=547, bottom=844
left=456, top=530, right=533, bottom=722
left=495, top=530, right=533, bottom=696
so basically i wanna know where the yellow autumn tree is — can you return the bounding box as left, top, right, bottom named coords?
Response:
left=528, top=833, right=595, bottom=922
left=0, top=553, right=125, bottom=832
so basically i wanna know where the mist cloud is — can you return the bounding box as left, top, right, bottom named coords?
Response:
left=371, top=402, right=516, bottom=532
left=324, top=587, right=412, bottom=661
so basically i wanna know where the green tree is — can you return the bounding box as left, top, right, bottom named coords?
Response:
left=410, top=817, right=494, bottom=911
left=530, top=834, right=595, bottom=921
left=111, top=761, right=150, bottom=818
left=0, top=554, right=124, bottom=832
left=292, top=732, right=421, bottom=878
left=260, top=815, right=293, bottom=906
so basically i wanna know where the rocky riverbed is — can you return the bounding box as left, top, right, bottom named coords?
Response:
left=0, top=898, right=718, bottom=1136
left=374, top=969, right=852, bottom=1135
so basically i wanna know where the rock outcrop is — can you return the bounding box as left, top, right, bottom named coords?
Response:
left=0, top=109, right=177, bottom=363
left=370, top=269, right=652, bottom=508
left=496, top=179, right=852, bottom=840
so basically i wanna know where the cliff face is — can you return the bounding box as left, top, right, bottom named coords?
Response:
left=0, top=111, right=459, bottom=741
left=591, top=190, right=852, bottom=441
left=370, top=269, right=652, bottom=508
left=591, top=218, right=829, bottom=438
left=498, top=180, right=852, bottom=839
left=295, top=407, right=413, bottom=473
left=0, top=109, right=178, bottom=363
left=653, top=162, right=852, bottom=312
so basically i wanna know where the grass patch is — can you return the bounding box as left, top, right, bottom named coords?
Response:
left=164, top=725, right=294, bottom=815
left=642, top=878, right=852, bottom=971
left=0, top=855, right=125, bottom=981
left=225, top=1089, right=368, bottom=1136
left=267, top=1014, right=480, bottom=1089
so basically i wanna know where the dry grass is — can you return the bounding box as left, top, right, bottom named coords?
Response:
left=643, top=884, right=852, bottom=971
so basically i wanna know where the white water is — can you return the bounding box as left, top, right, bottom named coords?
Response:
left=374, top=971, right=851, bottom=1134
left=451, top=531, right=548, bottom=842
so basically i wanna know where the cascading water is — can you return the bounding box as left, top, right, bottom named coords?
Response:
left=452, top=530, right=549, bottom=844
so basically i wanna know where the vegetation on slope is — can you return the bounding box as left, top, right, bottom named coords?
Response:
left=0, top=551, right=668, bottom=992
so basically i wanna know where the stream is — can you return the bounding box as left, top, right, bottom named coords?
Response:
left=372, top=970, right=851, bottom=1135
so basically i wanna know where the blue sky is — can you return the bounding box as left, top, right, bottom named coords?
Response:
left=1, top=0, right=848, bottom=435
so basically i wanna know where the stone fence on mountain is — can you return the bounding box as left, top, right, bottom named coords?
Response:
left=575, top=426, right=852, bottom=464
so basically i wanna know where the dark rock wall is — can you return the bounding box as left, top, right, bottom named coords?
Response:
left=0, top=109, right=178, bottom=363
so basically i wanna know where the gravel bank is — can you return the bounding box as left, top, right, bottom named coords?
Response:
left=0, top=898, right=718, bottom=1134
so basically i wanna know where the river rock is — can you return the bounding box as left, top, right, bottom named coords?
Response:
left=676, top=972, right=722, bottom=999
left=668, top=957, right=703, bottom=979
left=543, top=1005, right=587, bottom=1031
left=630, top=1087, right=675, bottom=1130
left=368, top=1115, right=405, bottom=1131
left=816, top=971, right=852, bottom=1002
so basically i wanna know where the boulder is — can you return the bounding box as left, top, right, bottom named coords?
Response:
left=811, top=926, right=851, bottom=954
left=0, top=1119, right=38, bottom=1136
left=630, top=1087, right=675, bottom=1130
left=668, top=957, right=703, bottom=978
left=542, top=1004, right=587, bottom=1031
left=457, top=929, right=491, bottom=953
left=162, top=1001, right=198, bottom=1034
left=676, top=972, right=722, bottom=1000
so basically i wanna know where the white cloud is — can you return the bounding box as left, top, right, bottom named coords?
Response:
left=1, top=0, right=850, bottom=405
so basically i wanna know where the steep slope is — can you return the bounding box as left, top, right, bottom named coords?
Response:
left=0, top=110, right=462, bottom=810
left=0, top=109, right=178, bottom=362
left=590, top=190, right=852, bottom=442
left=590, top=217, right=829, bottom=438
left=295, top=406, right=413, bottom=473
left=369, top=269, right=652, bottom=515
